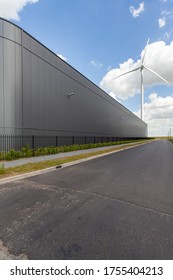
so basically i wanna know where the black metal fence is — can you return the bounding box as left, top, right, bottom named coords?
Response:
left=0, top=134, right=138, bottom=159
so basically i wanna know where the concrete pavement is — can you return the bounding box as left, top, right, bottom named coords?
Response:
left=0, top=140, right=173, bottom=259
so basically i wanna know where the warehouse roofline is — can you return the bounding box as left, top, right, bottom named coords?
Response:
left=0, top=17, right=146, bottom=124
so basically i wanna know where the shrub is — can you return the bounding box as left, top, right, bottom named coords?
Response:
left=46, top=146, right=57, bottom=154
left=5, top=149, right=21, bottom=160
left=21, top=144, right=33, bottom=157
left=33, top=147, right=45, bottom=156
left=0, top=164, right=5, bottom=174
left=63, top=146, right=72, bottom=152
left=2, top=139, right=146, bottom=161
left=0, top=152, right=4, bottom=160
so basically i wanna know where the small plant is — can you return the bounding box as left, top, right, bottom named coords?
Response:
left=5, top=149, right=21, bottom=160
left=33, top=147, right=45, bottom=156
left=63, top=145, right=72, bottom=152
left=46, top=146, right=57, bottom=154
left=0, top=163, right=5, bottom=174
left=21, top=144, right=33, bottom=157
left=0, top=152, right=3, bottom=160
left=1, top=139, right=149, bottom=161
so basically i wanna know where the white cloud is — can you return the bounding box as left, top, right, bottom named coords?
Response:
left=89, top=59, right=103, bottom=68
left=159, top=17, right=166, bottom=28
left=160, top=9, right=173, bottom=38
left=133, top=92, right=173, bottom=136
left=107, top=65, right=112, bottom=71
left=129, top=2, right=144, bottom=18
left=0, top=0, right=39, bottom=21
left=161, top=9, right=172, bottom=16
left=57, top=54, right=67, bottom=62
left=108, top=92, right=122, bottom=103
left=164, top=30, right=173, bottom=39
left=100, top=40, right=173, bottom=101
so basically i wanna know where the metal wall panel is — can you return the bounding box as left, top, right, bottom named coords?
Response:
left=45, top=63, right=52, bottom=131
left=15, top=44, right=22, bottom=129
left=4, top=39, right=16, bottom=130
left=39, top=58, right=47, bottom=130
left=0, top=20, right=23, bottom=135
left=2, top=20, right=16, bottom=41
left=0, top=37, right=4, bottom=134
left=31, top=54, right=40, bottom=129
left=0, top=20, right=2, bottom=34
left=22, top=31, right=31, bottom=51
left=23, top=49, right=32, bottom=129
left=1, top=19, right=21, bottom=45
left=0, top=18, right=147, bottom=139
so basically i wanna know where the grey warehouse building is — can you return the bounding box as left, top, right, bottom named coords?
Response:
left=0, top=18, right=147, bottom=150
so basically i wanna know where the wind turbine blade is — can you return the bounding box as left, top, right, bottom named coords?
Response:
left=142, top=38, right=150, bottom=64
left=146, top=38, right=150, bottom=45
left=113, top=66, right=141, bottom=80
left=144, top=66, right=169, bottom=84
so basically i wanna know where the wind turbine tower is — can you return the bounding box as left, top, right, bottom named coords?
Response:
left=113, top=39, right=169, bottom=120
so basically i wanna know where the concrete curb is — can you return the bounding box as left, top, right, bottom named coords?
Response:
left=0, top=142, right=149, bottom=185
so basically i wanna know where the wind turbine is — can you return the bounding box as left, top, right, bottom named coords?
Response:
left=113, top=39, right=169, bottom=120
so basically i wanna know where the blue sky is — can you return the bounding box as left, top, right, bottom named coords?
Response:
left=0, top=0, right=173, bottom=136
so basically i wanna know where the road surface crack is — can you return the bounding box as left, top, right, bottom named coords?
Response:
left=90, top=192, right=173, bottom=218
left=24, top=178, right=173, bottom=219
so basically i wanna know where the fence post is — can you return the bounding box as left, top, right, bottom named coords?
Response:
left=56, top=136, right=58, bottom=147
left=32, top=135, right=34, bottom=149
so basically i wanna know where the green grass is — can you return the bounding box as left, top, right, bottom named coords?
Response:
left=0, top=163, right=5, bottom=175
left=0, top=141, right=150, bottom=179
left=0, top=139, right=152, bottom=161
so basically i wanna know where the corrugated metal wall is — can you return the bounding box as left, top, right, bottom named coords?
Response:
left=0, top=19, right=23, bottom=135
left=0, top=18, right=147, bottom=140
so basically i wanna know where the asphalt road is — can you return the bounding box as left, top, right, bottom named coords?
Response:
left=0, top=140, right=173, bottom=260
